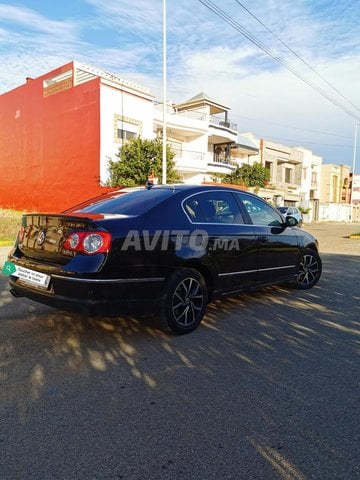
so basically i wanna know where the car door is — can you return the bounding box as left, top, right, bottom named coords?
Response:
left=235, top=193, right=300, bottom=285
left=182, top=190, right=258, bottom=292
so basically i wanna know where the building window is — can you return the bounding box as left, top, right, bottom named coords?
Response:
left=114, top=115, right=142, bottom=143
left=117, top=128, right=137, bottom=141
left=285, top=168, right=292, bottom=184
left=117, top=121, right=138, bottom=141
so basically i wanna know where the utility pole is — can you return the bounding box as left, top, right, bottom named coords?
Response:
left=350, top=121, right=357, bottom=221
left=162, top=0, right=167, bottom=184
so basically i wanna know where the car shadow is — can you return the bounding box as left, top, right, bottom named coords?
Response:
left=0, top=253, right=359, bottom=478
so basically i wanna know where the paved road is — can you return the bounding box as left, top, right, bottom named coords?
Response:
left=0, top=224, right=359, bottom=479
left=303, top=221, right=360, bottom=255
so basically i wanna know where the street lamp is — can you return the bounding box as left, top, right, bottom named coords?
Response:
left=162, top=0, right=167, bottom=184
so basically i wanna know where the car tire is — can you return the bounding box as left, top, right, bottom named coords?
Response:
left=295, top=249, right=322, bottom=289
left=160, top=268, right=208, bottom=334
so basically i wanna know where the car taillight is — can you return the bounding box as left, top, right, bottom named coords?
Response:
left=63, top=231, right=111, bottom=255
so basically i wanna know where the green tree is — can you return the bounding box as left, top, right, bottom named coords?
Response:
left=108, top=137, right=181, bottom=187
left=222, top=162, right=270, bottom=188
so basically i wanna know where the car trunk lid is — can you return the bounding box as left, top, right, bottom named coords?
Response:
left=16, top=213, right=102, bottom=264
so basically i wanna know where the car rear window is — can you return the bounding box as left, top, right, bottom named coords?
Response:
left=66, top=188, right=175, bottom=216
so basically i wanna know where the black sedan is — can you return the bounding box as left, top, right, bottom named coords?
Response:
left=3, top=185, right=322, bottom=334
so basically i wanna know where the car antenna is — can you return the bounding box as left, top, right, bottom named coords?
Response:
left=145, top=170, right=158, bottom=190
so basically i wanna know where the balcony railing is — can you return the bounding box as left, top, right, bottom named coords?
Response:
left=154, top=103, right=206, bottom=121
left=212, top=153, right=230, bottom=164
left=209, top=115, right=237, bottom=131
left=173, top=149, right=237, bottom=172
left=207, top=153, right=237, bottom=170
left=274, top=181, right=302, bottom=189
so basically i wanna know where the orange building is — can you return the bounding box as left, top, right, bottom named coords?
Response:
left=0, top=61, right=154, bottom=212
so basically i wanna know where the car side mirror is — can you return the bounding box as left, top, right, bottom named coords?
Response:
left=285, top=215, right=298, bottom=227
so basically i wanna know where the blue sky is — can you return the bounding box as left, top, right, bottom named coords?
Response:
left=1, top=0, right=360, bottom=170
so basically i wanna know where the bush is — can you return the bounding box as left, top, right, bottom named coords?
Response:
left=222, top=163, right=270, bottom=187
left=108, top=137, right=181, bottom=187
left=0, top=209, right=22, bottom=245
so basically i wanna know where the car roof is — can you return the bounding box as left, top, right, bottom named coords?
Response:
left=123, top=184, right=251, bottom=196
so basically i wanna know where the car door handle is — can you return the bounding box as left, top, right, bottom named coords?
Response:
left=257, top=236, right=268, bottom=243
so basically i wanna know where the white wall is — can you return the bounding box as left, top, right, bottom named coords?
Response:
left=352, top=173, right=360, bottom=204
left=296, top=147, right=322, bottom=205
left=99, top=82, right=154, bottom=184
left=319, top=203, right=351, bottom=222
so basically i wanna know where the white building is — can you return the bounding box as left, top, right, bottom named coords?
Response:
left=351, top=173, right=360, bottom=205
left=153, top=92, right=258, bottom=184
left=296, top=147, right=322, bottom=221
left=238, top=134, right=322, bottom=217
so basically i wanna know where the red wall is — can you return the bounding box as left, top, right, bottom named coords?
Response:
left=0, top=63, right=111, bottom=212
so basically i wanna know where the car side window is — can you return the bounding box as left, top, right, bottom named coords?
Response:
left=237, top=194, right=283, bottom=226
left=183, top=191, right=245, bottom=224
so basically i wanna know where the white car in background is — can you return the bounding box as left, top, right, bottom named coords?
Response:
left=277, top=206, right=303, bottom=227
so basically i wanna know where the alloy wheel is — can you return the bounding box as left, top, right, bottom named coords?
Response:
left=297, top=253, right=320, bottom=287
left=171, top=277, right=204, bottom=328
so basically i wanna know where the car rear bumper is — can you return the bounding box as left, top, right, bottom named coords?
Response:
left=9, top=274, right=165, bottom=316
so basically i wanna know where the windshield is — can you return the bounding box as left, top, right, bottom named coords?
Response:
left=277, top=207, right=288, bottom=213
left=65, top=188, right=175, bottom=216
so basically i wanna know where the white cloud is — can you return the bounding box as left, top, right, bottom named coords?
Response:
left=1, top=0, right=360, bottom=166
left=0, top=4, right=77, bottom=38
left=84, top=0, right=162, bottom=36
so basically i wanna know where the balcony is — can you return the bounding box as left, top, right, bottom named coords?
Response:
left=209, top=116, right=238, bottom=145
left=174, top=150, right=207, bottom=172
left=274, top=181, right=302, bottom=191
left=174, top=150, right=237, bottom=174
left=153, top=103, right=208, bottom=138
left=209, top=115, right=237, bottom=131
left=207, top=153, right=237, bottom=172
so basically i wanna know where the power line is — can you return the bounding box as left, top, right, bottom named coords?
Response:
left=234, top=0, right=360, bottom=116
left=231, top=113, right=353, bottom=139
left=155, top=98, right=354, bottom=142
left=197, top=0, right=360, bottom=121
left=260, top=136, right=353, bottom=149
